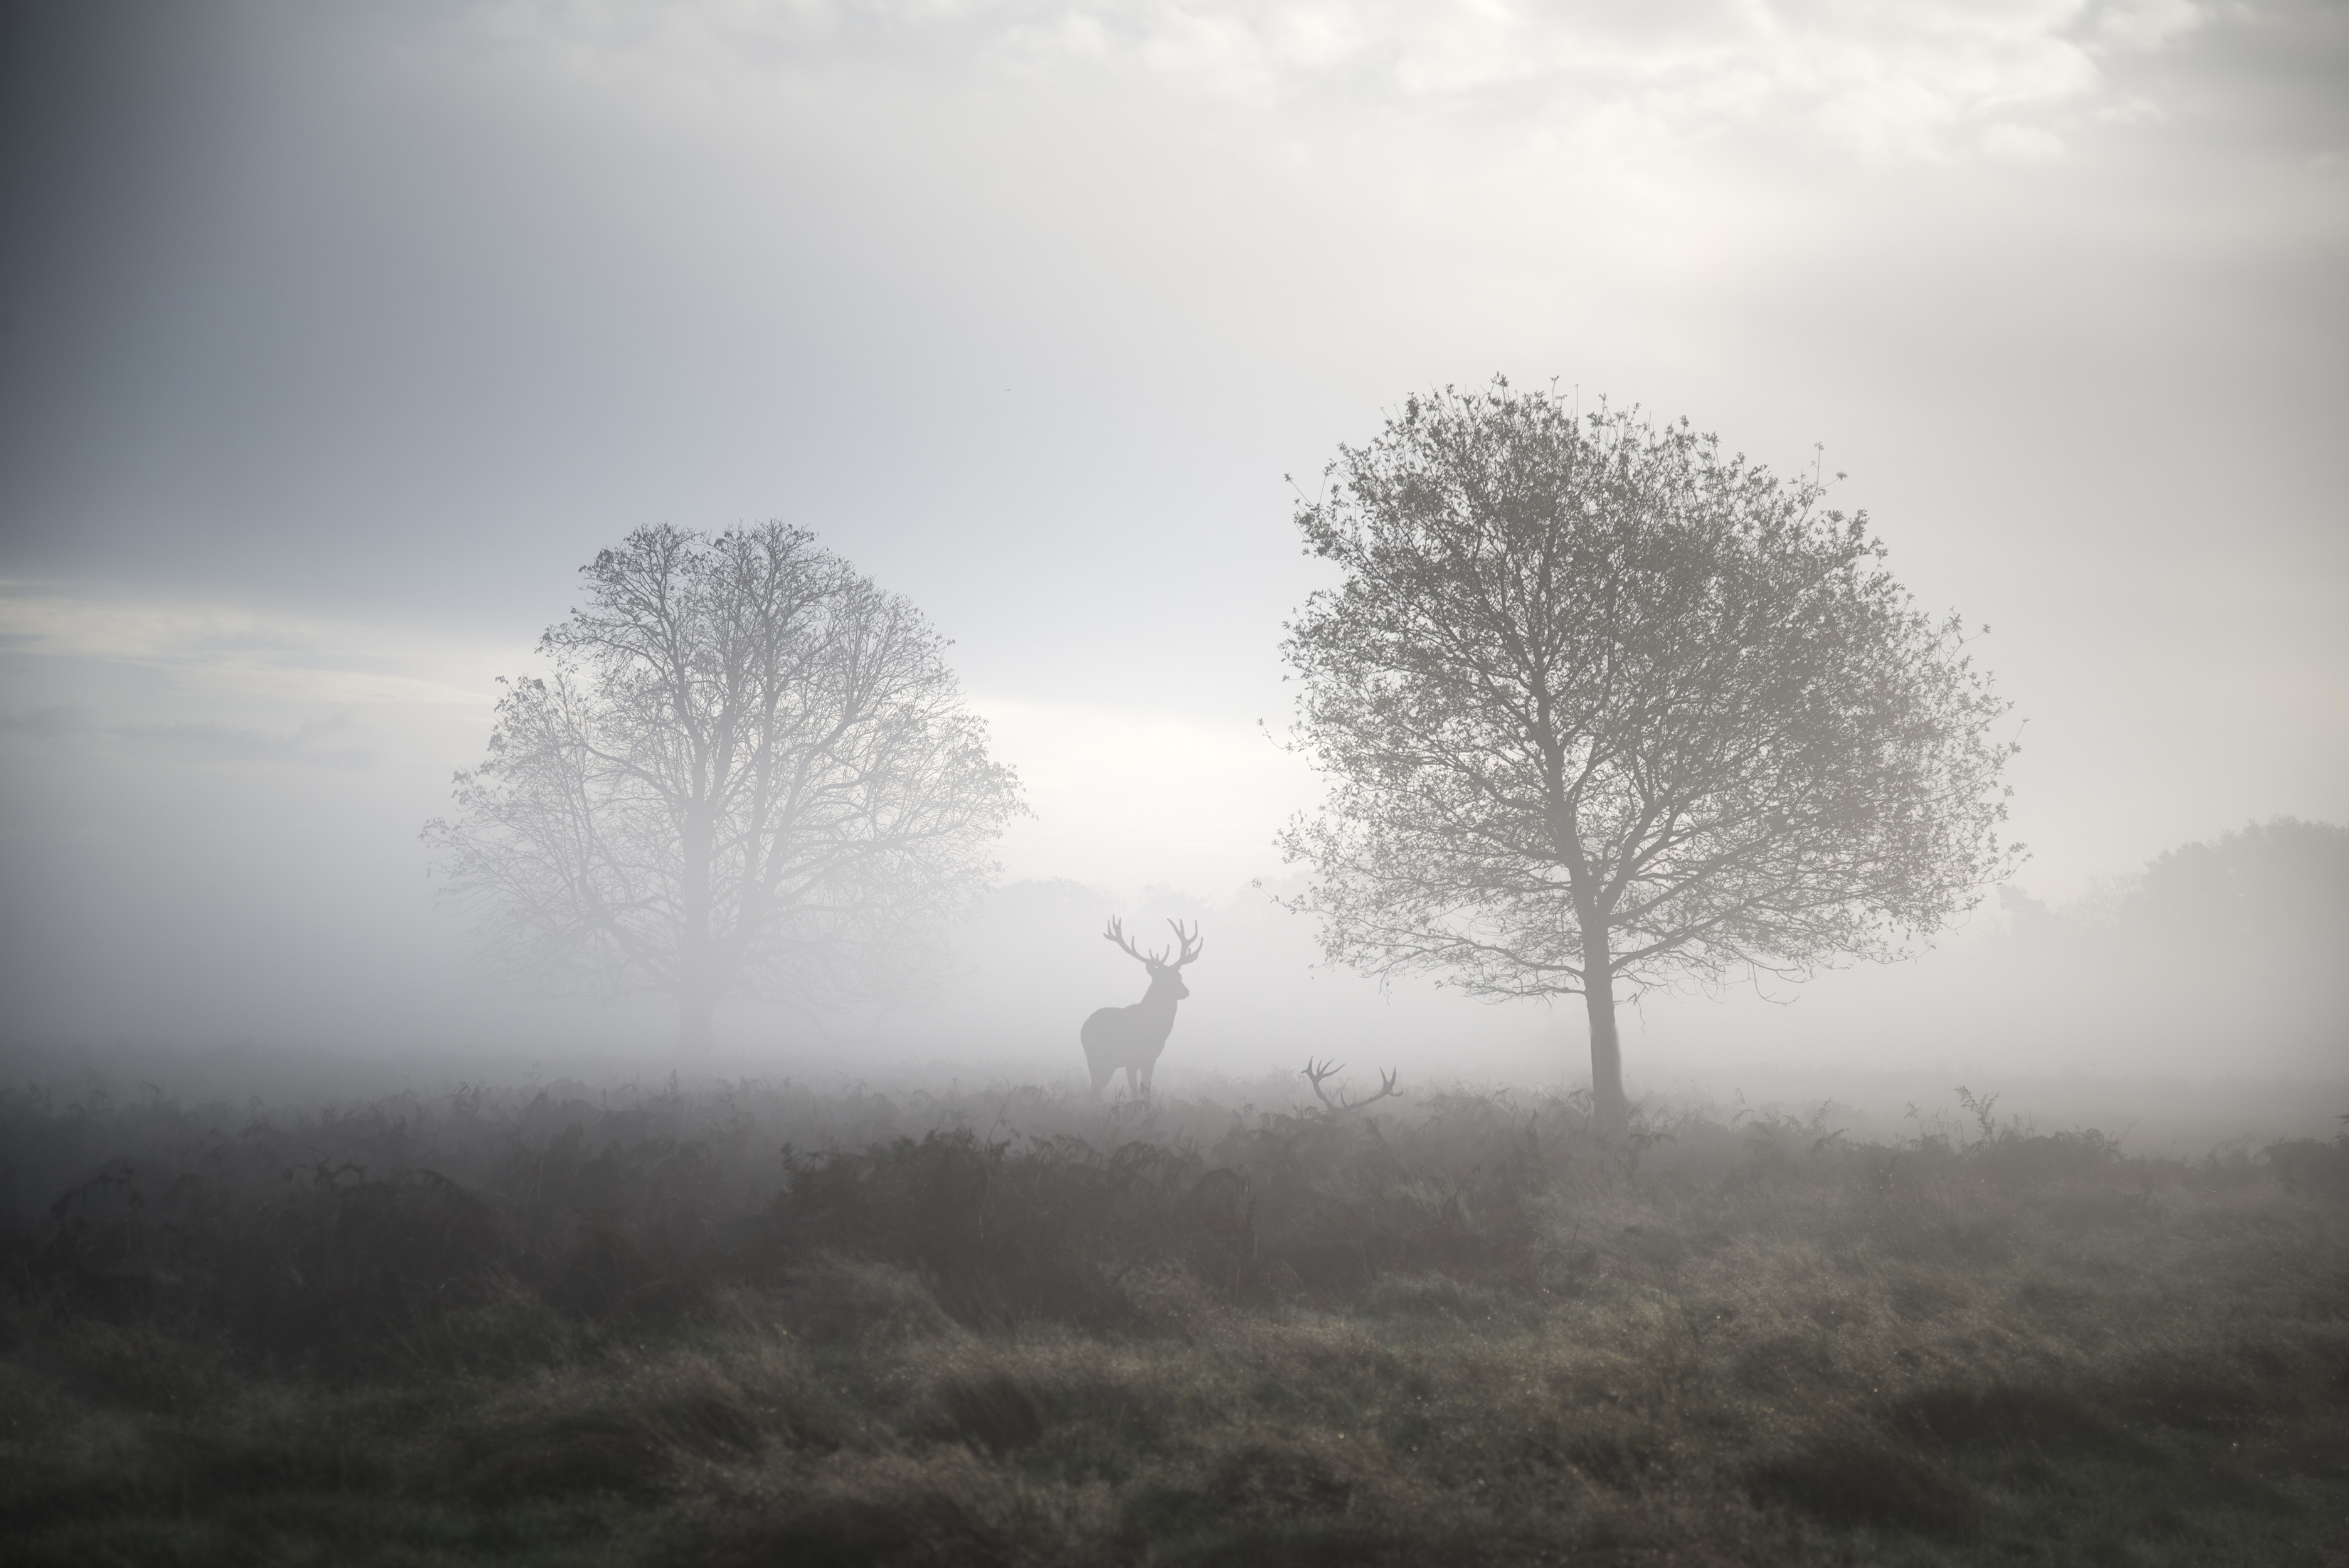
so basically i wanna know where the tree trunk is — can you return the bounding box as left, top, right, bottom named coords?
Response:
left=679, top=803, right=714, bottom=1057
left=1583, top=943, right=1627, bottom=1142
left=679, top=988, right=714, bottom=1057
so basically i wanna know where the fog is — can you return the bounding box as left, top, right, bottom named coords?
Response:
left=3, top=0, right=2344, bottom=1142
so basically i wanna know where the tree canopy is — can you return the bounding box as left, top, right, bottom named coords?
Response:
left=425, top=522, right=1024, bottom=1053
left=1278, top=381, right=2020, bottom=1136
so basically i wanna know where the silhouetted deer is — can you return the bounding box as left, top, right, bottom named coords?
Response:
left=1081, top=917, right=1202, bottom=1098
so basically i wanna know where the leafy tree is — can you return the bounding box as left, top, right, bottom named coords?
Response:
left=425, top=522, right=1024, bottom=1054
left=1277, top=382, right=2020, bottom=1136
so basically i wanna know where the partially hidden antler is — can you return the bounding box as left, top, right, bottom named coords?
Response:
left=1302, top=1058, right=1403, bottom=1113
left=1164, top=918, right=1203, bottom=969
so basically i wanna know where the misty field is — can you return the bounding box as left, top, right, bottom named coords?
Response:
left=4, top=1076, right=2346, bottom=1567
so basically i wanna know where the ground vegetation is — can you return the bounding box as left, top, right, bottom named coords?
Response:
left=3, top=1074, right=2345, bottom=1565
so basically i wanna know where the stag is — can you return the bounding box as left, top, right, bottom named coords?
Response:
left=1081, top=917, right=1202, bottom=1098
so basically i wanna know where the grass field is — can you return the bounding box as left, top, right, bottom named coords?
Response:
left=3, top=1073, right=2345, bottom=1565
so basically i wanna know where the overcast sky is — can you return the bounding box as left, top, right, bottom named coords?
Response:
left=2, top=0, right=2343, bottom=1078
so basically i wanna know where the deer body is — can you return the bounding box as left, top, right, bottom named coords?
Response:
left=1082, top=918, right=1201, bottom=1098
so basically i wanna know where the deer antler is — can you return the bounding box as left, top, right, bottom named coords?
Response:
left=1302, top=1058, right=1403, bottom=1113
left=1103, top=916, right=1169, bottom=967
left=1165, top=918, right=1204, bottom=968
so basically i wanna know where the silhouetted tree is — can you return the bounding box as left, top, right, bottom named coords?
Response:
left=426, top=523, right=1024, bottom=1053
left=1278, top=382, right=2020, bottom=1138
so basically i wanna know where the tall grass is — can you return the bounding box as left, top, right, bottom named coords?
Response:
left=3, top=1074, right=2345, bottom=1564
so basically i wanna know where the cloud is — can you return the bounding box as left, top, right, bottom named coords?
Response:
left=0, top=582, right=506, bottom=711
left=1982, top=120, right=2067, bottom=159
left=0, top=582, right=516, bottom=780
left=0, top=705, right=90, bottom=739
left=467, top=0, right=2198, bottom=164
left=113, top=716, right=374, bottom=768
left=2091, top=0, right=2201, bottom=50
left=0, top=704, right=374, bottom=768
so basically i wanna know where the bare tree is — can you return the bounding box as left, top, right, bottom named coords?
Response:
left=425, top=522, right=1024, bottom=1054
left=1278, top=382, right=2020, bottom=1138
left=1080, top=918, right=1202, bottom=1098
